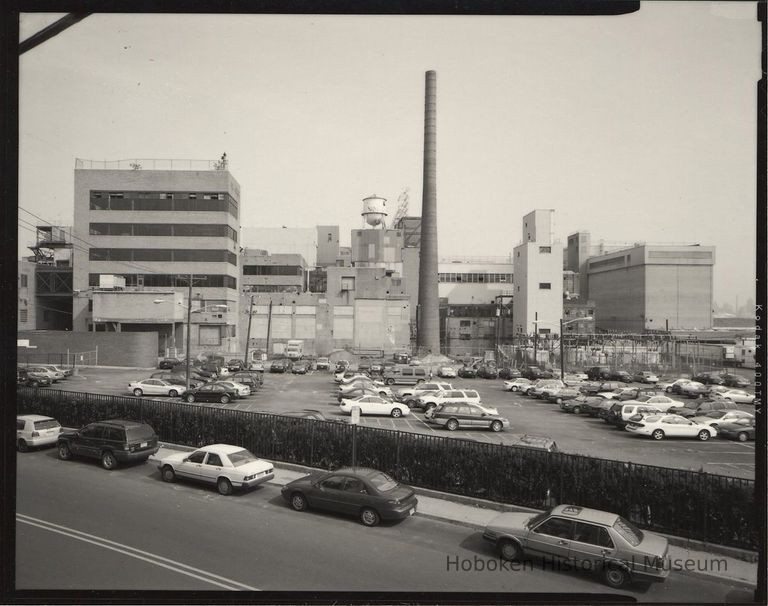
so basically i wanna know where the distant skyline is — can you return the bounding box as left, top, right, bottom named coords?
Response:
left=18, top=4, right=760, bottom=307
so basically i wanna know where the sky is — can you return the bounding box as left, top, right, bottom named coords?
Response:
left=18, top=3, right=760, bottom=307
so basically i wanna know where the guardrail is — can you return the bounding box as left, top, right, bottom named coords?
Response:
left=16, top=387, right=757, bottom=550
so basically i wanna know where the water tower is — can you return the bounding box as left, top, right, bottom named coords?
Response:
left=361, top=194, right=387, bottom=228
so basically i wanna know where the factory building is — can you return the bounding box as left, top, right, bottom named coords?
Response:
left=241, top=226, right=317, bottom=267
left=241, top=250, right=307, bottom=294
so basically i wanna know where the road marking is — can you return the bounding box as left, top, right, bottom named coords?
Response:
left=17, top=513, right=260, bottom=591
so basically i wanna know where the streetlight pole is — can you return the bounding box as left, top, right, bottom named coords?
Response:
left=533, top=311, right=538, bottom=367
left=244, top=294, right=254, bottom=368
left=185, top=273, right=192, bottom=393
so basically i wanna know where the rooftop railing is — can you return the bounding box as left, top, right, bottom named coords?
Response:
left=75, top=158, right=229, bottom=171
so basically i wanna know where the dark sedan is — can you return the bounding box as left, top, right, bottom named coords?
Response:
left=183, top=383, right=238, bottom=404
left=498, top=367, right=522, bottom=380
left=476, top=366, right=499, bottom=379
left=227, top=359, right=245, bottom=372
left=174, top=364, right=216, bottom=380
left=281, top=467, right=418, bottom=527
left=230, top=371, right=263, bottom=390
left=521, top=367, right=554, bottom=380
left=150, top=372, right=205, bottom=389
left=716, top=417, right=756, bottom=442
left=270, top=359, right=292, bottom=373
left=158, top=357, right=183, bottom=369
left=608, top=370, right=633, bottom=384
left=457, top=366, right=477, bottom=378
left=721, top=374, right=750, bottom=388
left=292, top=361, right=310, bottom=374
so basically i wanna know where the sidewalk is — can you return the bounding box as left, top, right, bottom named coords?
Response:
left=150, top=445, right=758, bottom=587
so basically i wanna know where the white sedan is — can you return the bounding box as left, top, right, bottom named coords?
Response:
left=631, top=395, right=682, bottom=412
left=157, top=444, right=274, bottom=495
left=503, top=378, right=533, bottom=392
left=339, top=395, right=410, bottom=418
left=339, top=373, right=373, bottom=385
left=438, top=366, right=457, bottom=378
left=338, top=381, right=392, bottom=398
left=625, top=414, right=717, bottom=441
left=129, top=379, right=186, bottom=397
left=721, top=390, right=756, bottom=404
left=17, top=415, right=61, bottom=451
left=213, top=380, right=251, bottom=397
left=691, top=410, right=754, bottom=427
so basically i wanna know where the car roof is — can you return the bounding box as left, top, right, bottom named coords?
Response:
left=333, top=467, right=389, bottom=479
left=17, top=414, right=55, bottom=422
left=197, top=443, right=248, bottom=454
left=97, top=419, right=152, bottom=428
left=551, top=504, right=619, bottom=526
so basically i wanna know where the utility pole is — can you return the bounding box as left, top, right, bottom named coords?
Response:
left=533, top=311, right=538, bottom=367
left=185, top=273, right=192, bottom=393
left=560, top=319, right=565, bottom=381
left=265, top=299, right=273, bottom=358
left=244, top=295, right=254, bottom=366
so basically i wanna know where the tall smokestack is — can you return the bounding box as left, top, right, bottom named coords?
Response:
left=417, top=70, right=440, bottom=354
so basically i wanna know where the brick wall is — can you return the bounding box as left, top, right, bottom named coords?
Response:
left=17, top=330, right=158, bottom=367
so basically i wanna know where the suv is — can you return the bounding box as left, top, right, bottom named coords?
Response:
left=57, top=419, right=159, bottom=470
left=397, top=382, right=453, bottom=403
left=606, top=403, right=663, bottom=427
left=476, top=366, right=499, bottom=379
left=522, top=367, right=554, bottom=380
left=586, top=366, right=612, bottom=381
left=230, top=371, right=264, bottom=390
left=382, top=366, right=428, bottom=385
left=417, top=389, right=482, bottom=411
left=692, top=371, right=725, bottom=385
left=316, top=357, right=330, bottom=370
left=668, top=399, right=739, bottom=418
left=425, top=402, right=509, bottom=432
left=483, top=504, right=669, bottom=588
left=17, top=368, right=52, bottom=387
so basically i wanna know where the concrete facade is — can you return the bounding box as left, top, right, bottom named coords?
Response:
left=18, top=330, right=158, bottom=367
left=18, top=261, right=37, bottom=331
left=513, top=210, right=564, bottom=336
left=316, top=225, right=340, bottom=267
left=437, top=257, right=513, bottom=305
left=241, top=250, right=307, bottom=293
left=587, top=245, right=715, bottom=332
left=72, top=164, right=241, bottom=354
left=350, top=228, right=404, bottom=270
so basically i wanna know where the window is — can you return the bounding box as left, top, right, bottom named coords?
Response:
left=109, top=198, right=132, bottom=211
left=459, top=320, right=471, bottom=327
left=88, top=300, right=93, bottom=312
left=187, top=451, right=206, bottom=464
left=320, top=476, right=346, bottom=490
left=573, top=522, right=614, bottom=548
left=539, top=283, right=551, bottom=289
left=81, top=425, right=103, bottom=439
left=133, top=224, right=173, bottom=236
left=19, top=309, right=28, bottom=323
left=344, top=478, right=367, bottom=494
left=199, top=325, right=221, bottom=346
left=459, top=334, right=471, bottom=340
left=340, top=277, right=355, bottom=291
left=539, top=246, right=551, bottom=253
left=533, top=517, right=574, bottom=539
left=205, top=453, right=223, bottom=466
left=20, top=274, right=28, bottom=287
left=17, top=419, right=26, bottom=430
left=104, top=427, right=124, bottom=442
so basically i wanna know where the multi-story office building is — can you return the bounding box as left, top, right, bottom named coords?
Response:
left=586, top=244, right=715, bottom=332
left=18, top=260, right=37, bottom=331
left=72, top=159, right=241, bottom=354
left=241, top=250, right=307, bottom=294
left=513, top=210, right=564, bottom=336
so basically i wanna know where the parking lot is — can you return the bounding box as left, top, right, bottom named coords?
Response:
left=46, top=366, right=756, bottom=479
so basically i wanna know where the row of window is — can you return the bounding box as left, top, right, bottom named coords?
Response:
left=437, top=273, right=512, bottom=284
left=88, top=273, right=237, bottom=289
left=92, top=191, right=235, bottom=202
left=90, top=192, right=238, bottom=218
left=89, top=248, right=237, bottom=265
left=242, top=285, right=302, bottom=293
left=242, top=265, right=304, bottom=276
left=89, top=223, right=238, bottom=242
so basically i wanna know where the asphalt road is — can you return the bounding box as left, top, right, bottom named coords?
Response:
left=43, top=368, right=756, bottom=479
left=15, top=448, right=755, bottom=601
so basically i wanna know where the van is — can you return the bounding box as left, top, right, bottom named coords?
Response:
left=382, top=365, right=428, bottom=385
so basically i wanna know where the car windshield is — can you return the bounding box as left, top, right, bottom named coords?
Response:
left=367, top=471, right=398, bottom=492
left=613, top=517, right=644, bottom=546
left=34, top=419, right=60, bottom=429
left=526, top=509, right=553, bottom=529
left=125, top=425, right=155, bottom=441
left=228, top=449, right=257, bottom=467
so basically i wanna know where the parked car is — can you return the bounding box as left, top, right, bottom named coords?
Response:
left=339, top=380, right=392, bottom=397
left=521, top=367, right=555, bottom=380
left=279, top=409, right=345, bottom=422
left=668, top=399, right=739, bottom=418
left=158, top=357, right=182, bottom=369
left=720, top=389, right=756, bottom=404
left=504, top=378, right=533, bottom=392
left=560, top=395, right=601, bottom=414
left=608, top=370, right=634, bottom=384
left=581, top=397, right=615, bottom=417
left=150, top=371, right=205, bottom=389
left=624, top=414, right=716, bottom=441
left=416, top=389, right=482, bottom=411
left=425, top=402, right=509, bottom=432
left=679, top=381, right=711, bottom=399
left=21, top=365, right=61, bottom=383
left=580, top=381, right=624, bottom=396
left=664, top=379, right=693, bottom=394
left=292, top=361, right=311, bottom=374
left=393, top=352, right=412, bottom=364
left=212, top=380, right=251, bottom=397
left=57, top=419, right=160, bottom=469
left=382, top=366, right=428, bottom=385
left=547, top=388, right=581, bottom=405
left=176, top=364, right=216, bottom=380
left=716, top=417, right=756, bottom=442
left=599, top=387, right=659, bottom=402
left=632, top=371, right=659, bottom=384
left=457, top=366, right=478, bottom=379
left=334, top=360, right=351, bottom=372
left=339, top=395, right=410, bottom=418
left=128, top=379, right=186, bottom=398
left=183, top=383, right=238, bottom=404
left=692, top=371, right=725, bottom=385
left=230, top=371, right=263, bottom=391
left=498, top=367, right=522, bottom=380
left=605, top=403, right=664, bottom=428
left=315, top=357, right=331, bottom=370
left=248, top=360, right=266, bottom=372
left=226, top=359, right=245, bottom=372
left=281, top=467, right=417, bottom=527
left=720, top=373, right=750, bottom=388
left=17, top=368, right=52, bottom=387
left=17, top=415, right=61, bottom=451
left=270, top=359, right=293, bottom=373
left=526, top=379, right=564, bottom=397
left=482, top=504, right=669, bottom=588
left=158, top=444, right=274, bottom=495
left=396, top=382, right=453, bottom=402
left=476, top=365, right=499, bottom=379
left=538, top=383, right=568, bottom=400
left=437, top=366, right=457, bottom=378
left=585, top=366, right=612, bottom=381
left=690, top=410, right=754, bottom=429
left=337, top=386, right=390, bottom=403
left=621, top=395, right=682, bottom=413
left=339, top=373, right=374, bottom=385
left=31, top=364, right=67, bottom=381
left=368, top=362, right=385, bottom=375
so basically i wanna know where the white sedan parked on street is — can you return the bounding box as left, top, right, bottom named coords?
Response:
left=625, top=414, right=717, bottom=441
left=339, top=395, right=411, bottom=418
left=17, top=415, right=62, bottom=451
left=721, top=390, right=756, bottom=405
left=157, top=444, right=274, bottom=495
left=129, top=379, right=187, bottom=397
left=503, top=378, right=533, bottom=392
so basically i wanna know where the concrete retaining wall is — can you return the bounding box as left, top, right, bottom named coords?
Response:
left=17, top=330, right=158, bottom=368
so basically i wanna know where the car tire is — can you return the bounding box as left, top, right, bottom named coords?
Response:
left=737, top=432, right=749, bottom=442
left=386, top=378, right=395, bottom=385
left=220, top=395, right=231, bottom=404
left=697, top=430, right=711, bottom=441
left=360, top=507, right=380, bottom=527
left=665, top=387, right=672, bottom=393
left=510, top=386, right=519, bottom=392
left=446, top=418, right=459, bottom=431
left=58, top=442, right=72, bottom=460
left=290, top=491, right=308, bottom=511
left=185, top=394, right=195, bottom=403
left=217, top=477, right=233, bottom=495
left=101, top=450, right=118, bottom=470
left=391, top=408, right=403, bottom=418
left=572, top=406, right=581, bottom=414
left=379, top=391, right=389, bottom=398
left=603, top=564, right=630, bottom=588
left=651, top=429, right=665, bottom=440
left=133, top=388, right=143, bottom=397
left=169, top=389, right=179, bottom=398
left=490, top=420, right=503, bottom=432
left=498, top=539, right=521, bottom=562
left=17, top=439, right=28, bottom=452
left=555, top=397, right=563, bottom=405
left=405, top=399, right=417, bottom=408
left=161, top=465, right=176, bottom=482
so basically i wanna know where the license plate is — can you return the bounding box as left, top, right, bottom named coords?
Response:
left=140, top=442, right=147, bottom=447
left=409, top=507, right=415, bottom=516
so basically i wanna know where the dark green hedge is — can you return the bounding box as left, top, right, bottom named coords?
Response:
left=17, top=387, right=757, bottom=550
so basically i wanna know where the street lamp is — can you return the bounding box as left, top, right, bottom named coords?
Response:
left=560, top=316, right=594, bottom=380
